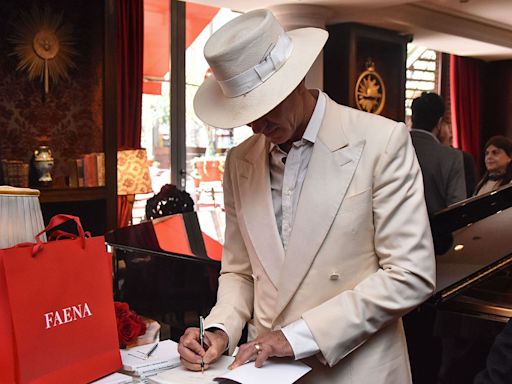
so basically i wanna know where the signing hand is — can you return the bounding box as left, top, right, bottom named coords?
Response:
left=178, top=327, right=229, bottom=371
left=229, top=330, right=293, bottom=370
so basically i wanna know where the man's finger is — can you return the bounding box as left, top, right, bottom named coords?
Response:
left=178, top=341, right=204, bottom=362
left=178, top=330, right=206, bottom=366
left=229, top=343, right=257, bottom=370
left=203, top=344, right=223, bottom=365
left=180, top=333, right=206, bottom=356
left=180, top=357, right=209, bottom=372
left=254, top=343, right=270, bottom=368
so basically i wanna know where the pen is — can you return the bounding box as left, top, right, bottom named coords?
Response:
left=145, top=343, right=158, bottom=359
left=199, top=316, right=205, bottom=374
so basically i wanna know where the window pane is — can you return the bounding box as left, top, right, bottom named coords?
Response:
left=136, top=0, right=171, bottom=224
left=185, top=6, right=252, bottom=216
left=405, top=44, right=439, bottom=127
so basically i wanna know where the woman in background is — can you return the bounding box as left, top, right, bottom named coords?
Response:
left=474, top=136, right=512, bottom=196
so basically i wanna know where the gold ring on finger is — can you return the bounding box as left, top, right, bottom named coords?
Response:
left=255, top=343, right=262, bottom=354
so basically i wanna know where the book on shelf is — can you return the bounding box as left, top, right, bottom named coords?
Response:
left=76, top=158, right=85, bottom=187
left=84, top=153, right=98, bottom=187
left=67, top=159, right=79, bottom=188
left=96, top=152, right=106, bottom=186
left=1, top=160, right=29, bottom=188
left=66, top=152, right=105, bottom=188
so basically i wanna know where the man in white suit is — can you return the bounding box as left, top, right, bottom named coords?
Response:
left=178, top=9, right=436, bottom=383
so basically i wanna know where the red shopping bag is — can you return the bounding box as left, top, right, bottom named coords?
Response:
left=0, top=214, right=121, bottom=384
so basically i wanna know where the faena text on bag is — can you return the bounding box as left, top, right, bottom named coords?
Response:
left=44, top=302, right=93, bottom=329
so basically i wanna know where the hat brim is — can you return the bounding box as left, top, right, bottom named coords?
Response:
left=193, top=27, right=328, bottom=129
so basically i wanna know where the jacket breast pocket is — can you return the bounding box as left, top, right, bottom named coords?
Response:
left=340, top=188, right=372, bottom=214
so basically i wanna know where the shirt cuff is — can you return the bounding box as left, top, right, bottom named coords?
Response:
left=281, top=319, right=320, bottom=360
left=205, top=323, right=229, bottom=353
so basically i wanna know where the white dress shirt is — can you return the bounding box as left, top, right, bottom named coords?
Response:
left=209, top=92, right=326, bottom=360
left=270, top=91, right=326, bottom=359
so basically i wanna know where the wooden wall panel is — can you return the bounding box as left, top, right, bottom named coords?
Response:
left=324, top=23, right=410, bottom=122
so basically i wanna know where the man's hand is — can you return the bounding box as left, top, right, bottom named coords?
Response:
left=178, top=327, right=229, bottom=371
left=229, top=330, right=294, bottom=370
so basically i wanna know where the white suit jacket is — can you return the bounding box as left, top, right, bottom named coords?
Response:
left=205, top=96, right=436, bottom=384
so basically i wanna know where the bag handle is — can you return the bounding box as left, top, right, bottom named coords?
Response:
left=33, top=214, right=87, bottom=256
left=47, top=229, right=78, bottom=241
left=47, top=229, right=92, bottom=241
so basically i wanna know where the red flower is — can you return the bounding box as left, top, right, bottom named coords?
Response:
left=114, top=302, right=147, bottom=348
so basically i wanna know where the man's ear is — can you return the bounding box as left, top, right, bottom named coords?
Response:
left=432, top=117, right=443, bottom=138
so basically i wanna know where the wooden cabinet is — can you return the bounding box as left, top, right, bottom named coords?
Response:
left=39, top=187, right=107, bottom=204
left=324, top=23, right=410, bottom=122
left=39, top=188, right=108, bottom=236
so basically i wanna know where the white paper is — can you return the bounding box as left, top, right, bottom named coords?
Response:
left=148, top=356, right=233, bottom=384
left=120, top=340, right=181, bottom=374
left=147, top=356, right=311, bottom=384
left=217, top=358, right=311, bottom=384
left=90, top=372, right=134, bottom=384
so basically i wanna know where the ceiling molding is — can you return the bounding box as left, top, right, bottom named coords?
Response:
left=399, top=4, right=512, bottom=48
left=330, top=3, right=512, bottom=50
left=185, top=0, right=512, bottom=60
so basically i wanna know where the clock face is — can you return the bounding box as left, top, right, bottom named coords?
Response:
left=355, top=68, right=386, bottom=115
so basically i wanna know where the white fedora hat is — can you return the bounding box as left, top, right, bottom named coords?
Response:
left=193, top=9, right=328, bottom=129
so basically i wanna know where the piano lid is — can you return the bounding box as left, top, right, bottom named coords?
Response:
left=105, top=211, right=222, bottom=265
left=430, top=184, right=512, bottom=303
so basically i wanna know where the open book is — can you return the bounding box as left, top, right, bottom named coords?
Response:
left=120, top=339, right=181, bottom=376
left=147, top=355, right=311, bottom=384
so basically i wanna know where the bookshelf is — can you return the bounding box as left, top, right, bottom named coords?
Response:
left=39, top=187, right=108, bottom=204
left=36, top=0, right=117, bottom=234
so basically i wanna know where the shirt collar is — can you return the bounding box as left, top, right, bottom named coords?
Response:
left=268, top=91, right=326, bottom=153
left=411, top=128, right=440, bottom=144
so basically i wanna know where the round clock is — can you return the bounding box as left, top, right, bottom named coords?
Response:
left=354, top=59, right=386, bottom=115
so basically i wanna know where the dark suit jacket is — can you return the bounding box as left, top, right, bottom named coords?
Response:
left=461, top=150, right=478, bottom=197
left=474, top=320, right=512, bottom=384
left=410, top=129, right=466, bottom=216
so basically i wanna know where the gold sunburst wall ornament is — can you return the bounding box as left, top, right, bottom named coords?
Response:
left=9, top=6, right=77, bottom=94
left=354, top=58, right=386, bottom=115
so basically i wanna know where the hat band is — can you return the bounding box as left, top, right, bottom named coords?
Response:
left=217, top=33, right=293, bottom=98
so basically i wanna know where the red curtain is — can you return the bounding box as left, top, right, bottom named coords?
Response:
left=450, top=55, right=483, bottom=166
left=117, top=0, right=144, bottom=227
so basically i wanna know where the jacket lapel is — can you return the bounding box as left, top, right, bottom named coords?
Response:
left=275, top=100, right=366, bottom=317
left=236, top=136, right=285, bottom=288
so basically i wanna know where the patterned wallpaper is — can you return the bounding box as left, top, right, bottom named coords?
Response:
left=0, top=0, right=103, bottom=179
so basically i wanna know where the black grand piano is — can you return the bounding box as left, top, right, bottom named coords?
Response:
left=105, top=184, right=512, bottom=380
left=406, top=183, right=512, bottom=383
left=430, top=183, right=512, bottom=321
left=105, top=212, right=222, bottom=338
